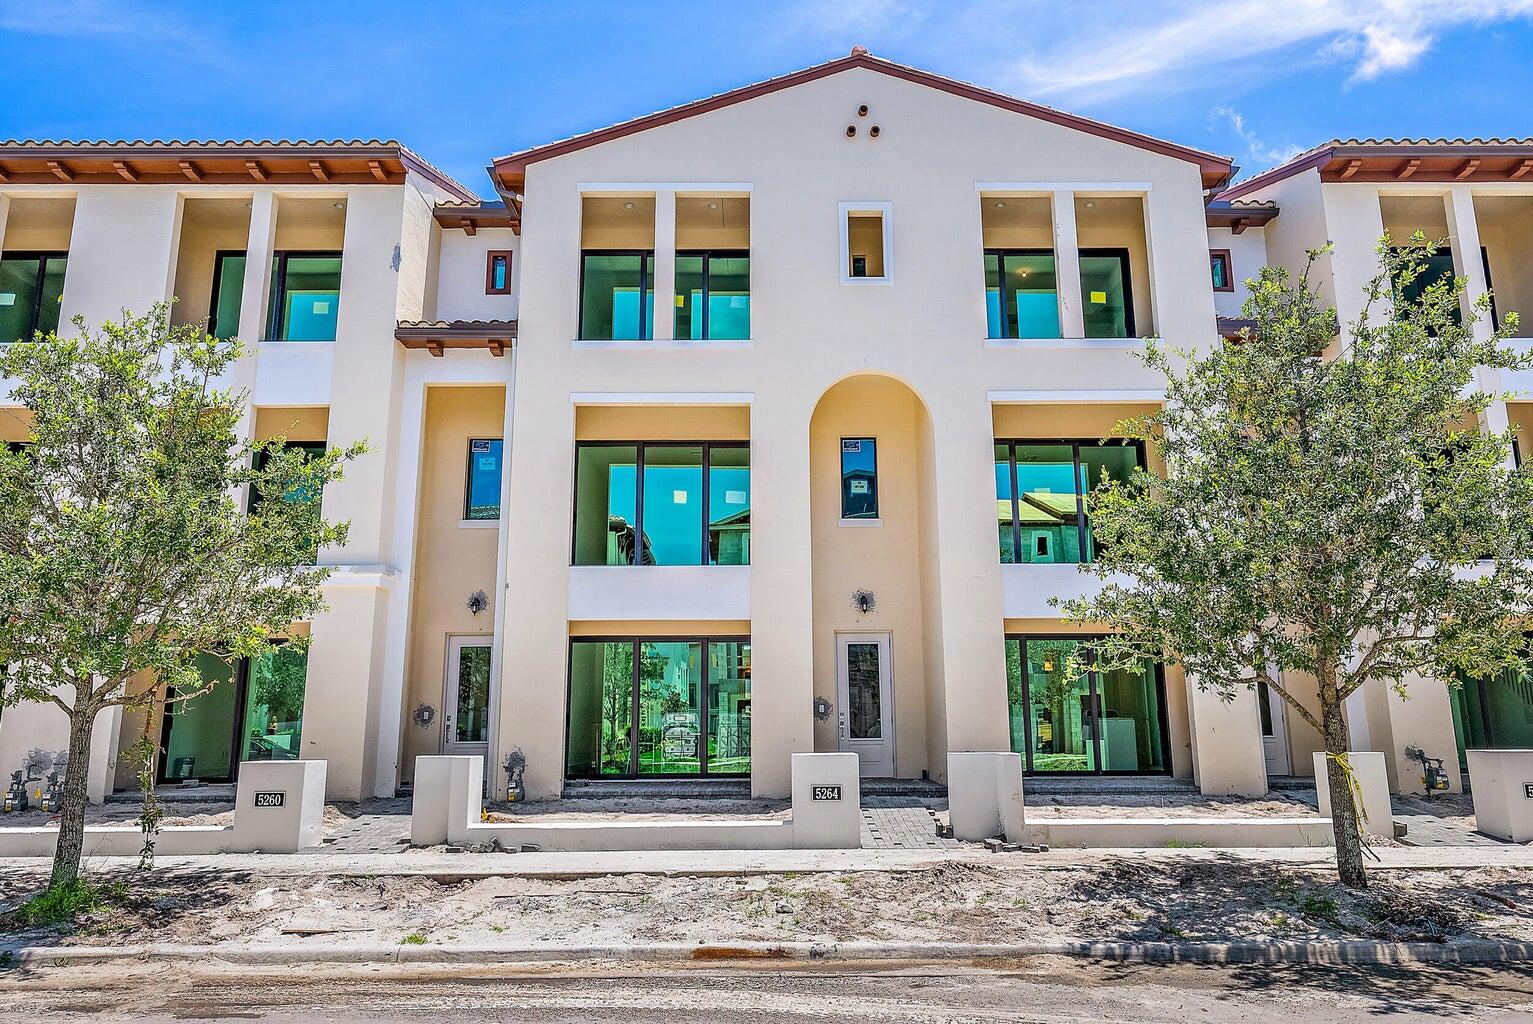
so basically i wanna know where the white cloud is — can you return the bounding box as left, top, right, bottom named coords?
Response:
left=1212, top=106, right=1303, bottom=167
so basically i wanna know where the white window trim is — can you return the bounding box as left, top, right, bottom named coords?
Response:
left=458, top=519, right=500, bottom=529
left=838, top=518, right=884, bottom=528
left=838, top=201, right=894, bottom=285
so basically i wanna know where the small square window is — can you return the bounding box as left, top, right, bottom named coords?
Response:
left=465, top=438, right=504, bottom=520
left=1210, top=249, right=1233, bottom=292
left=485, top=250, right=513, bottom=295
left=840, top=437, right=878, bottom=519
left=839, top=203, right=892, bottom=283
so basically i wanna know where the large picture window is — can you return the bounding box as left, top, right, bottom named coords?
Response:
left=573, top=442, right=749, bottom=566
left=994, top=439, right=1142, bottom=564
left=0, top=251, right=67, bottom=344
left=158, top=645, right=309, bottom=784
left=267, top=251, right=342, bottom=341
left=580, top=251, right=654, bottom=340
left=984, top=249, right=1059, bottom=339
left=1004, top=636, right=1168, bottom=775
left=566, top=637, right=751, bottom=777
left=675, top=251, right=750, bottom=340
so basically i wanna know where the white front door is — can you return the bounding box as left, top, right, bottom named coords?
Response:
left=836, top=633, right=895, bottom=777
left=1258, top=677, right=1291, bottom=776
left=444, top=637, right=493, bottom=758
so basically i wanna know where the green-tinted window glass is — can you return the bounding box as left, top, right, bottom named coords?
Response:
left=995, top=442, right=1017, bottom=564
left=674, top=254, right=704, bottom=340
left=1210, top=252, right=1230, bottom=290
left=642, top=445, right=704, bottom=565
left=1096, top=657, right=1167, bottom=772
left=984, top=250, right=1060, bottom=339
left=707, top=641, right=751, bottom=774
left=580, top=252, right=653, bottom=340
left=840, top=438, right=878, bottom=519
left=1080, top=251, right=1131, bottom=338
left=161, top=653, right=239, bottom=783
left=1391, top=248, right=1460, bottom=327
left=269, top=253, right=341, bottom=341
left=1024, top=639, right=1093, bottom=772
left=0, top=254, right=67, bottom=344
left=638, top=641, right=704, bottom=775
left=574, top=444, right=639, bottom=565
left=209, top=252, right=246, bottom=340
left=1012, top=444, right=1082, bottom=564
left=567, top=640, right=634, bottom=776
left=464, top=438, right=503, bottom=521
left=241, top=646, right=308, bottom=762
left=708, top=445, right=750, bottom=566
left=705, top=254, right=750, bottom=340
left=1079, top=444, right=1141, bottom=561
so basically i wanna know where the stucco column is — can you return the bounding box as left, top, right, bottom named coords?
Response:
left=652, top=190, right=676, bottom=341
left=1185, top=675, right=1267, bottom=796
left=0, top=193, right=11, bottom=264
left=301, top=186, right=408, bottom=801
left=921, top=392, right=1010, bottom=772
left=1320, top=185, right=1389, bottom=332
left=56, top=186, right=183, bottom=334
left=1382, top=670, right=1464, bottom=794
left=494, top=373, right=576, bottom=800
left=229, top=191, right=277, bottom=453
left=1443, top=187, right=1513, bottom=454
left=748, top=387, right=818, bottom=796
left=1050, top=190, right=1085, bottom=338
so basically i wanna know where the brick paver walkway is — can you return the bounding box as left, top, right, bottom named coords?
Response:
left=860, top=805, right=961, bottom=850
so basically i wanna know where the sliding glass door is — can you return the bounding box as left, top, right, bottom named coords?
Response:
left=566, top=637, right=751, bottom=778
left=1005, top=636, right=1168, bottom=775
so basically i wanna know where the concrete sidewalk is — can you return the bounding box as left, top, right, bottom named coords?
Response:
left=2, top=843, right=1530, bottom=881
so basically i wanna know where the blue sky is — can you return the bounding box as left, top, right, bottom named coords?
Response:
left=2, top=0, right=1532, bottom=197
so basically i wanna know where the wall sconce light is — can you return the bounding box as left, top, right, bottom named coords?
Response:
left=852, top=589, right=877, bottom=615
left=467, top=590, right=488, bottom=615
left=413, top=704, right=436, bottom=728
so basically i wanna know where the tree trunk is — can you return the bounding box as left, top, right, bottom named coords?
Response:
left=48, top=703, right=98, bottom=889
left=1318, top=666, right=1367, bottom=889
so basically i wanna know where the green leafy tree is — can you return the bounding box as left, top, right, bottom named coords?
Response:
left=1060, top=237, right=1533, bottom=888
left=0, top=306, right=361, bottom=889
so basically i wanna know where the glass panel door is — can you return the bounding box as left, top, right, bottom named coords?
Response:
left=159, top=653, right=240, bottom=783
left=638, top=641, right=704, bottom=774
left=836, top=633, right=894, bottom=777
left=707, top=642, right=752, bottom=774
left=1023, top=639, right=1095, bottom=772
left=241, top=646, right=307, bottom=762
left=445, top=638, right=492, bottom=754
left=1095, top=658, right=1166, bottom=772
left=566, top=640, right=634, bottom=776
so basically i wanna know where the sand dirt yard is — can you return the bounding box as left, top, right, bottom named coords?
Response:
left=1, top=856, right=1529, bottom=952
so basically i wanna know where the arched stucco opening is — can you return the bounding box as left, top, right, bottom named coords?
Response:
left=808, top=373, right=947, bottom=780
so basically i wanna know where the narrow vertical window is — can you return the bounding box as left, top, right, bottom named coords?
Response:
left=485, top=250, right=513, bottom=295
left=840, top=203, right=891, bottom=283
left=1209, top=249, right=1233, bottom=292
left=464, top=438, right=504, bottom=521
left=840, top=437, right=879, bottom=519
left=208, top=250, right=247, bottom=339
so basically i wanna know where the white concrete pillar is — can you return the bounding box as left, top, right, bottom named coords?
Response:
left=1446, top=187, right=1492, bottom=342
left=1185, top=676, right=1268, bottom=796
left=483, top=361, right=518, bottom=794
left=652, top=190, right=676, bottom=341
left=56, top=186, right=182, bottom=334
left=1050, top=190, right=1084, bottom=338
left=1320, top=186, right=1390, bottom=333
left=748, top=387, right=818, bottom=796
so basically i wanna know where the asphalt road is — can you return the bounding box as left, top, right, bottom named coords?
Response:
left=5, top=957, right=1533, bottom=1022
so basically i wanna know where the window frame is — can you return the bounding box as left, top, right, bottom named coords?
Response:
left=484, top=250, right=514, bottom=295
left=564, top=635, right=752, bottom=779
left=207, top=249, right=247, bottom=339
left=839, top=436, right=880, bottom=521
left=984, top=247, right=1058, bottom=339
left=0, top=249, right=68, bottom=343
left=463, top=437, right=505, bottom=523
left=570, top=440, right=749, bottom=566
left=266, top=249, right=343, bottom=343
left=1209, top=248, right=1234, bottom=293
left=1006, top=633, right=1172, bottom=776
left=578, top=248, right=655, bottom=340
left=1078, top=246, right=1136, bottom=338
left=674, top=248, right=750, bottom=340
left=838, top=201, right=894, bottom=285
left=995, top=437, right=1146, bottom=564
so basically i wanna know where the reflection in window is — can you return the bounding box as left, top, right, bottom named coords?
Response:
left=566, top=637, right=750, bottom=777
left=268, top=252, right=342, bottom=341
left=1210, top=250, right=1232, bottom=292
left=1450, top=664, right=1533, bottom=772
left=573, top=442, right=749, bottom=566
left=453, top=643, right=492, bottom=744
left=995, top=440, right=1141, bottom=564
left=208, top=251, right=246, bottom=339
left=464, top=438, right=503, bottom=521
left=840, top=437, right=878, bottom=519
left=1005, top=636, right=1168, bottom=775
left=1080, top=249, right=1133, bottom=338
left=580, top=251, right=654, bottom=340
left=0, top=252, right=67, bottom=344
left=242, top=645, right=308, bottom=762
left=675, top=252, right=750, bottom=340
left=985, top=250, right=1060, bottom=339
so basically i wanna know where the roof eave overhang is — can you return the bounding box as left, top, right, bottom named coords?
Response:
left=1223, top=142, right=1533, bottom=200
left=395, top=320, right=518, bottom=357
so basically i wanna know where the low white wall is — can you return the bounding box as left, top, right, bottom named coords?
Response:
left=1314, top=751, right=1394, bottom=838
left=948, top=752, right=1026, bottom=842
left=1028, top=816, right=1336, bottom=849
left=1467, top=748, right=1533, bottom=842
left=413, top=752, right=861, bottom=852
left=566, top=565, right=750, bottom=622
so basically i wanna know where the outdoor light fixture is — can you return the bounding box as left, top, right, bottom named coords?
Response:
left=852, top=589, right=876, bottom=614
left=467, top=589, right=488, bottom=615
left=814, top=696, right=833, bottom=721
left=413, top=704, right=436, bottom=728
left=623, top=201, right=635, bottom=209
left=994, top=201, right=1005, bottom=208
left=707, top=201, right=718, bottom=209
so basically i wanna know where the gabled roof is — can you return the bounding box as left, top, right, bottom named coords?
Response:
left=489, top=48, right=1234, bottom=196
left=0, top=140, right=476, bottom=201
left=1222, top=138, right=1533, bottom=200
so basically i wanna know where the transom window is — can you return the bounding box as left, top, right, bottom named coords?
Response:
left=0, top=251, right=67, bottom=344
left=994, top=439, right=1142, bottom=564
left=573, top=442, right=750, bottom=566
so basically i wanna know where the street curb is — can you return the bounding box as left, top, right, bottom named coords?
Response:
left=7, top=937, right=1533, bottom=968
